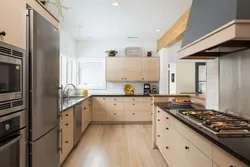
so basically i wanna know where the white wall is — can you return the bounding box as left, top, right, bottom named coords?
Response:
left=75, top=39, right=158, bottom=94
left=76, top=39, right=157, bottom=58
left=159, top=48, right=169, bottom=94
left=60, top=29, right=76, bottom=58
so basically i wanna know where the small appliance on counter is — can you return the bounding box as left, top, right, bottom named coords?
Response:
left=144, top=83, right=151, bottom=95
left=150, top=84, right=158, bottom=94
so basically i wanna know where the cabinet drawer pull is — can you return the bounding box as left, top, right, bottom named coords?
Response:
left=65, top=114, right=69, bottom=116
left=151, top=104, right=153, bottom=106
left=166, top=146, right=169, bottom=149
left=65, top=141, right=69, bottom=143
left=157, top=135, right=160, bottom=137
left=151, top=113, right=153, bottom=115
left=133, top=99, right=135, bottom=100
left=103, top=98, right=105, bottom=100
left=65, top=124, right=68, bottom=126
left=133, top=113, right=135, bottom=115
left=158, top=119, right=160, bottom=121
left=133, top=104, right=135, bottom=105
left=114, top=104, right=116, bottom=105
left=166, top=117, right=169, bottom=120
left=166, top=127, right=169, bottom=130
left=114, top=113, right=116, bottom=115
left=0, top=31, right=6, bottom=36
left=121, top=78, right=123, bottom=79
left=142, top=78, right=144, bottom=80
left=158, top=111, right=160, bottom=113
left=114, top=99, right=116, bottom=100
left=185, top=146, right=189, bottom=150
left=125, top=78, right=127, bottom=80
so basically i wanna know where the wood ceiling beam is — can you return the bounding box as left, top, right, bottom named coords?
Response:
left=157, top=8, right=190, bottom=51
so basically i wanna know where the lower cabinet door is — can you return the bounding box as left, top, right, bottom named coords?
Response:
left=125, top=110, right=142, bottom=121
left=92, top=107, right=106, bottom=121
left=186, top=140, right=213, bottom=167
left=106, top=110, right=125, bottom=121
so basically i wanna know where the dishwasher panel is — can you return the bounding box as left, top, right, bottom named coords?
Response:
left=74, top=102, right=82, bottom=145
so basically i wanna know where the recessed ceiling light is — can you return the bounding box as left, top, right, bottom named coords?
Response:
left=116, top=29, right=119, bottom=32
left=112, top=2, right=120, bottom=7
left=156, top=29, right=161, bottom=32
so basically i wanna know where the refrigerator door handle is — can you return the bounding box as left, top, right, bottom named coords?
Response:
left=58, top=128, right=63, bottom=153
left=58, top=85, right=63, bottom=118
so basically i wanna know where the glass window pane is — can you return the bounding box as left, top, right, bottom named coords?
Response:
left=199, top=65, right=206, bottom=81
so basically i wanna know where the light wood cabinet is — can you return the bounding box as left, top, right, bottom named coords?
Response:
left=125, top=98, right=142, bottom=121
left=0, top=0, right=26, bottom=49
left=141, top=58, right=160, bottom=81
left=92, top=97, right=106, bottom=121
left=106, top=98, right=125, bottom=121
left=156, top=107, right=212, bottom=167
left=213, top=145, right=248, bottom=167
left=60, top=108, right=74, bottom=165
left=106, top=57, right=159, bottom=82
left=82, top=98, right=91, bottom=132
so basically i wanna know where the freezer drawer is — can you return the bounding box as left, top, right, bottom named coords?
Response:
left=30, top=125, right=60, bottom=167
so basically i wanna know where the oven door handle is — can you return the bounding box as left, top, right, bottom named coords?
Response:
left=0, top=135, right=22, bottom=153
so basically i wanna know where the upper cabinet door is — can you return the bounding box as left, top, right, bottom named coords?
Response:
left=142, top=58, right=160, bottom=81
left=123, top=58, right=142, bottom=81
left=0, top=0, right=26, bottom=49
left=106, top=57, right=125, bottom=81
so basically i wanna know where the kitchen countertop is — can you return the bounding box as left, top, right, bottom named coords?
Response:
left=62, top=94, right=152, bottom=111
left=155, top=102, right=250, bottom=166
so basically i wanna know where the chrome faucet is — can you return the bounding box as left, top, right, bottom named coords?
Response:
left=63, top=84, right=77, bottom=98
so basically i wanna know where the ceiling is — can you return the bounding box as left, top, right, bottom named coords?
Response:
left=60, top=0, right=192, bottom=40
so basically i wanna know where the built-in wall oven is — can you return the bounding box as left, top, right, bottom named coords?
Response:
left=0, top=42, right=26, bottom=116
left=0, top=110, right=26, bottom=167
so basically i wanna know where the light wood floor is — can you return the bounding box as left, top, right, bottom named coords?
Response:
left=62, top=125, right=169, bottom=167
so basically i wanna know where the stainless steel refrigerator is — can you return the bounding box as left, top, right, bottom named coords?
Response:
left=27, top=9, right=60, bottom=167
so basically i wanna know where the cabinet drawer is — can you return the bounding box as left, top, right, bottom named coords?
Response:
left=174, top=119, right=213, bottom=159
left=142, top=102, right=153, bottom=112
left=93, top=97, right=106, bottom=107
left=106, top=102, right=124, bottom=112
left=61, top=108, right=74, bottom=123
left=142, top=97, right=153, bottom=102
left=125, top=110, right=142, bottom=121
left=213, top=145, right=248, bottom=167
left=125, top=97, right=143, bottom=102
left=125, top=102, right=142, bottom=110
left=106, top=97, right=124, bottom=103
left=106, top=110, right=125, bottom=121
left=157, top=109, right=173, bottom=126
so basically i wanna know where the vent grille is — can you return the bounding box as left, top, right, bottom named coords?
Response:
left=0, top=46, right=11, bottom=55
left=0, top=103, right=11, bottom=110
left=12, top=100, right=23, bottom=107
left=12, top=50, right=23, bottom=57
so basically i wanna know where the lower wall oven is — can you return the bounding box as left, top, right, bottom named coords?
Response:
left=0, top=110, right=26, bottom=167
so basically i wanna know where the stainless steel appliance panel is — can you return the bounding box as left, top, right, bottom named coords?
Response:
left=0, top=110, right=27, bottom=167
left=28, top=10, right=60, bottom=141
left=74, top=103, right=82, bottom=145
left=31, top=125, right=59, bottom=167
left=220, top=49, right=250, bottom=120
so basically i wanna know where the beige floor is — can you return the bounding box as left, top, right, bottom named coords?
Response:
left=62, top=125, right=169, bottom=167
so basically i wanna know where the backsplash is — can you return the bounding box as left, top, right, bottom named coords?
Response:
left=220, top=49, right=250, bottom=120
left=73, top=82, right=159, bottom=95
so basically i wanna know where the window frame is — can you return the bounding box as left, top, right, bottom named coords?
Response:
left=195, top=62, right=206, bottom=94
left=76, top=58, right=106, bottom=90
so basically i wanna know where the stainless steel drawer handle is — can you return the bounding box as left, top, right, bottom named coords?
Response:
left=0, top=31, right=6, bottom=36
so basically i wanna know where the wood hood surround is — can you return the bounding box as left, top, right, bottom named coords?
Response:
left=178, top=0, right=250, bottom=60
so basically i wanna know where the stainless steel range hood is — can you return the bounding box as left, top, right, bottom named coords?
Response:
left=178, top=0, right=250, bottom=59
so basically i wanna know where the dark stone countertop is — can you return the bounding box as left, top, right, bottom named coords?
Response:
left=61, top=94, right=152, bottom=111
left=155, top=102, right=250, bottom=166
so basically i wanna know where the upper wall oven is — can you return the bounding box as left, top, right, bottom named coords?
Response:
left=0, top=42, right=26, bottom=116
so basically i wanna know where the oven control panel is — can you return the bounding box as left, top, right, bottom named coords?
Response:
left=0, top=116, right=20, bottom=139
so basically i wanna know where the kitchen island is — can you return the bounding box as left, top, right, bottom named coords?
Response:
left=154, top=102, right=250, bottom=167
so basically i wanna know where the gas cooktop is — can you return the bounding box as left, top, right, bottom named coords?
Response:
left=178, top=110, right=250, bottom=136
